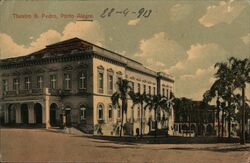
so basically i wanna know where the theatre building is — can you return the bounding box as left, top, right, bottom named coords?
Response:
left=0, top=38, right=175, bottom=136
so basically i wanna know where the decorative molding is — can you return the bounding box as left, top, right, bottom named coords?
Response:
left=130, top=76, right=135, bottom=80
left=116, top=71, right=123, bottom=76
left=107, top=68, right=114, bottom=73
left=63, top=65, right=73, bottom=71
left=97, top=65, right=104, bottom=70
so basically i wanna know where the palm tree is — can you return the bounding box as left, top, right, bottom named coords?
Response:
left=229, top=57, right=250, bottom=144
left=144, top=94, right=169, bottom=138
left=111, top=79, right=132, bottom=138
left=129, top=92, right=147, bottom=138
left=203, top=79, right=226, bottom=138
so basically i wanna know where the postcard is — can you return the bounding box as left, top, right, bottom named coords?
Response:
left=0, top=0, right=249, bottom=163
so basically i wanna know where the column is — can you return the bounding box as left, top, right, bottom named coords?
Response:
left=4, top=104, right=8, bottom=123
left=29, top=103, right=35, bottom=124
left=45, top=95, right=50, bottom=129
left=16, top=104, right=21, bottom=123
left=42, top=102, right=46, bottom=124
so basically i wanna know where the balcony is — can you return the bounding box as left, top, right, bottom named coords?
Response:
left=3, top=89, right=43, bottom=97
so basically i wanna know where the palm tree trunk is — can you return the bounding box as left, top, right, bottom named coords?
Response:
left=189, top=111, right=191, bottom=137
left=240, top=86, right=246, bottom=145
left=213, top=108, right=215, bottom=133
left=155, top=108, right=157, bottom=138
left=221, top=107, right=224, bottom=138
left=140, top=101, right=143, bottom=138
left=228, top=114, right=231, bottom=139
left=120, top=108, right=123, bottom=138
left=120, top=101, right=125, bottom=138
left=217, top=99, right=220, bottom=138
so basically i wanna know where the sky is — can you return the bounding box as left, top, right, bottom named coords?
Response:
left=0, top=0, right=249, bottom=100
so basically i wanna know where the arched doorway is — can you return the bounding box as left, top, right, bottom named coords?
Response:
left=8, top=104, right=16, bottom=123
left=206, top=124, right=213, bottom=136
left=34, top=103, right=42, bottom=124
left=21, top=104, right=29, bottom=124
left=197, top=124, right=205, bottom=136
left=65, top=106, right=71, bottom=127
left=50, top=103, right=58, bottom=126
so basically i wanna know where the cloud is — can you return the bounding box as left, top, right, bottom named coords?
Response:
left=241, top=33, right=250, bottom=46
left=199, top=1, right=246, bottom=27
left=61, top=21, right=104, bottom=46
left=0, top=21, right=104, bottom=59
left=176, top=66, right=216, bottom=100
left=128, top=18, right=141, bottom=26
left=0, top=33, right=31, bottom=58
left=168, top=43, right=227, bottom=76
left=165, top=43, right=227, bottom=100
left=170, top=4, right=192, bottom=22
left=134, top=32, right=185, bottom=70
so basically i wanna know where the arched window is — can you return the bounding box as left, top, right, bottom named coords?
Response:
left=108, top=105, right=112, bottom=119
left=98, top=104, right=104, bottom=120
left=80, top=105, right=87, bottom=120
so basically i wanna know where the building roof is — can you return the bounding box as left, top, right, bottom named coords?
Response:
left=0, top=37, right=174, bottom=81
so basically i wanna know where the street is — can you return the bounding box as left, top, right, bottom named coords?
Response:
left=0, top=128, right=249, bottom=163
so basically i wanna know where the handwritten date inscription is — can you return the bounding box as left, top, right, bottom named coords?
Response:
left=100, top=8, right=152, bottom=18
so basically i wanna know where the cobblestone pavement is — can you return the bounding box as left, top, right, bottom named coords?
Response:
left=0, top=128, right=249, bottom=163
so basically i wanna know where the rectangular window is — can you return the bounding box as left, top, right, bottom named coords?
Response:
left=151, top=121, right=156, bottom=130
left=153, top=87, right=156, bottom=95
left=137, top=107, right=140, bottom=119
left=80, top=107, right=86, bottom=120
left=166, top=89, right=169, bottom=98
left=50, top=75, right=57, bottom=89
left=37, top=76, right=43, bottom=89
left=98, top=109, right=103, bottom=120
left=2, top=80, right=8, bottom=92
left=162, top=88, right=165, bottom=96
left=143, top=84, right=146, bottom=93
left=13, top=78, right=19, bottom=91
left=108, top=75, right=113, bottom=91
left=25, top=77, right=31, bottom=90
left=131, top=109, right=134, bottom=123
left=79, top=72, right=87, bottom=89
left=98, top=72, right=104, bottom=92
left=149, top=86, right=151, bottom=95
left=64, top=74, right=71, bottom=90
left=131, top=82, right=134, bottom=92
left=137, top=83, right=140, bottom=93
left=108, top=106, right=112, bottom=119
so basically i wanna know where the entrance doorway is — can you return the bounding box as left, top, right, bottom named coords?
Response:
left=8, top=104, right=16, bottom=123
left=65, top=107, right=71, bottom=127
left=34, top=103, right=43, bottom=124
left=21, top=104, right=29, bottom=124
left=50, top=103, right=58, bottom=126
